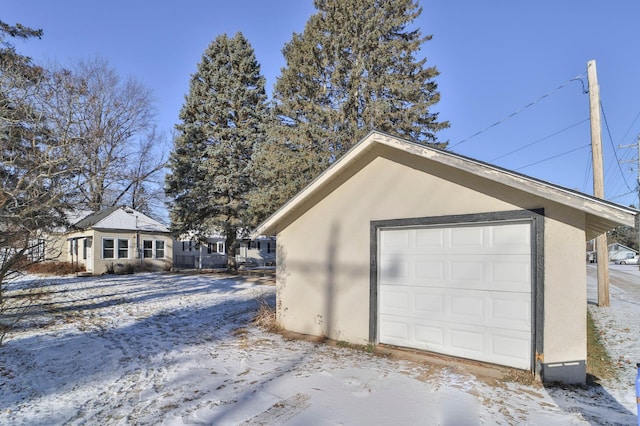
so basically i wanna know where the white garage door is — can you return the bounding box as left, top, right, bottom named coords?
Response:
left=378, top=221, right=532, bottom=370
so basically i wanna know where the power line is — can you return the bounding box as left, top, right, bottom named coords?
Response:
left=514, top=144, right=590, bottom=171
left=490, top=118, right=589, bottom=162
left=600, top=100, right=633, bottom=191
left=582, top=151, right=592, bottom=193
left=451, top=75, right=587, bottom=149
left=618, top=110, right=640, bottom=144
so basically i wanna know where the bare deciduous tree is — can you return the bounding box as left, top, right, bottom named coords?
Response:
left=46, top=57, right=167, bottom=216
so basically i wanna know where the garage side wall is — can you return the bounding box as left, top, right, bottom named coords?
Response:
left=540, top=205, right=587, bottom=383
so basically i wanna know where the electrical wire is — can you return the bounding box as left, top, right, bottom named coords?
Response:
left=514, top=144, right=590, bottom=171
left=581, top=151, right=592, bottom=193
left=490, top=118, right=589, bottom=162
left=451, top=75, right=587, bottom=149
left=618, top=110, right=640, bottom=145
left=601, top=100, right=633, bottom=192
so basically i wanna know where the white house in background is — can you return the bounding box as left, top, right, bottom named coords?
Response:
left=173, top=235, right=227, bottom=270
left=60, top=206, right=173, bottom=275
left=608, top=243, right=638, bottom=262
left=236, top=236, right=276, bottom=266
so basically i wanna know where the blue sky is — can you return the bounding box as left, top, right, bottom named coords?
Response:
left=4, top=0, right=640, bottom=209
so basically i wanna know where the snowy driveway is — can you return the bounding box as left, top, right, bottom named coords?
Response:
left=0, top=271, right=637, bottom=425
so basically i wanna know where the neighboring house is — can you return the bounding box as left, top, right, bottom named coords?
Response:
left=61, top=206, right=173, bottom=275
left=607, top=243, right=638, bottom=262
left=252, top=131, right=638, bottom=385
left=236, top=236, right=276, bottom=266
left=173, top=235, right=227, bottom=270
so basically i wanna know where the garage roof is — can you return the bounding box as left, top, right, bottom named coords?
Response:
left=253, top=131, right=638, bottom=240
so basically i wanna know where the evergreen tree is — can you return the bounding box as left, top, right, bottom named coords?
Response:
left=252, top=0, right=449, bottom=220
left=165, top=32, right=268, bottom=266
left=1, top=21, right=76, bottom=301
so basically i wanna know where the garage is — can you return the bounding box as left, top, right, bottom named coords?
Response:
left=377, top=221, right=533, bottom=369
left=252, top=131, right=638, bottom=384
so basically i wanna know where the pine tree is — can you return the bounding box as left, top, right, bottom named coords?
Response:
left=1, top=21, right=76, bottom=302
left=165, top=32, right=269, bottom=266
left=252, top=0, right=449, bottom=220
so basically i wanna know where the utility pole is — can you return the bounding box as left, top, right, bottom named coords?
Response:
left=619, top=134, right=640, bottom=271
left=587, top=59, right=610, bottom=307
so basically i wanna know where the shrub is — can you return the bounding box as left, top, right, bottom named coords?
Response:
left=23, top=261, right=84, bottom=276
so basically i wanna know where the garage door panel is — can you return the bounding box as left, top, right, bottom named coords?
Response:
left=415, top=228, right=445, bottom=247
left=415, top=323, right=445, bottom=347
left=379, top=258, right=410, bottom=281
left=450, top=328, right=485, bottom=354
left=415, top=261, right=445, bottom=281
left=381, top=285, right=528, bottom=329
left=492, top=261, right=531, bottom=290
left=492, top=332, right=531, bottom=362
left=449, top=261, right=485, bottom=281
left=450, top=226, right=485, bottom=248
left=379, top=221, right=533, bottom=370
left=379, top=319, right=410, bottom=341
left=379, top=314, right=531, bottom=369
left=489, top=294, right=531, bottom=331
left=414, top=292, right=445, bottom=314
left=383, top=257, right=530, bottom=293
left=379, top=288, right=410, bottom=311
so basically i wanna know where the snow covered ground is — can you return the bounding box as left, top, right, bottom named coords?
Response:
left=0, top=266, right=638, bottom=425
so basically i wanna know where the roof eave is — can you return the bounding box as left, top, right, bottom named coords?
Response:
left=252, top=131, right=638, bottom=238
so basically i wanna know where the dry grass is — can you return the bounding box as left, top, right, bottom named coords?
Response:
left=586, top=309, right=617, bottom=382
left=253, top=292, right=279, bottom=332
left=23, top=261, right=84, bottom=276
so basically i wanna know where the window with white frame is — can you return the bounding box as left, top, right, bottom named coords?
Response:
left=143, top=240, right=153, bottom=258
left=142, top=239, right=165, bottom=259
left=103, top=238, right=114, bottom=259
left=206, top=241, right=224, bottom=254
left=155, top=240, right=165, bottom=258
left=118, top=239, right=129, bottom=258
left=103, top=238, right=129, bottom=259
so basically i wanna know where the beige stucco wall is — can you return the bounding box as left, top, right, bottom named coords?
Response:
left=541, top=204, right=586, bottom=364
left=277, top=151, right=587, bottom=368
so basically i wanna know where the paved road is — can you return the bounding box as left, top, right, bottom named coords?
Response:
left=587, top=263, right=639, bottom=305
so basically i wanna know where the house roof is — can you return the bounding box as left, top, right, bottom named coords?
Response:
left=72, top=206, right=169, bottom=233
left=253, top=131, right=638, bottom=240
left=608, top=243, right=638, bottom=253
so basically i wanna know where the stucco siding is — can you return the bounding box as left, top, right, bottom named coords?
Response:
left=542, top=205, right=587, bottom=364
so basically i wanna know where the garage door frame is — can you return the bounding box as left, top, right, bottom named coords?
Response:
left=369, top=209, right=544, bottom=372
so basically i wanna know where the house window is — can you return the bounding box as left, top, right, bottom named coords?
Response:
left=104, top=238, right=129, bottom=259
left=103, top=239, right=115, bottom=259
left=143, top=240, right=153, bottom=258
left=118, top=239, right=129, bottom=259
left=206, top=241, right=225, bottom=254
left=155, top=240, right=165, bottom=258
left=142, top=240, right=165, bottom=259
left=267, top=242, right=276, bottom=254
